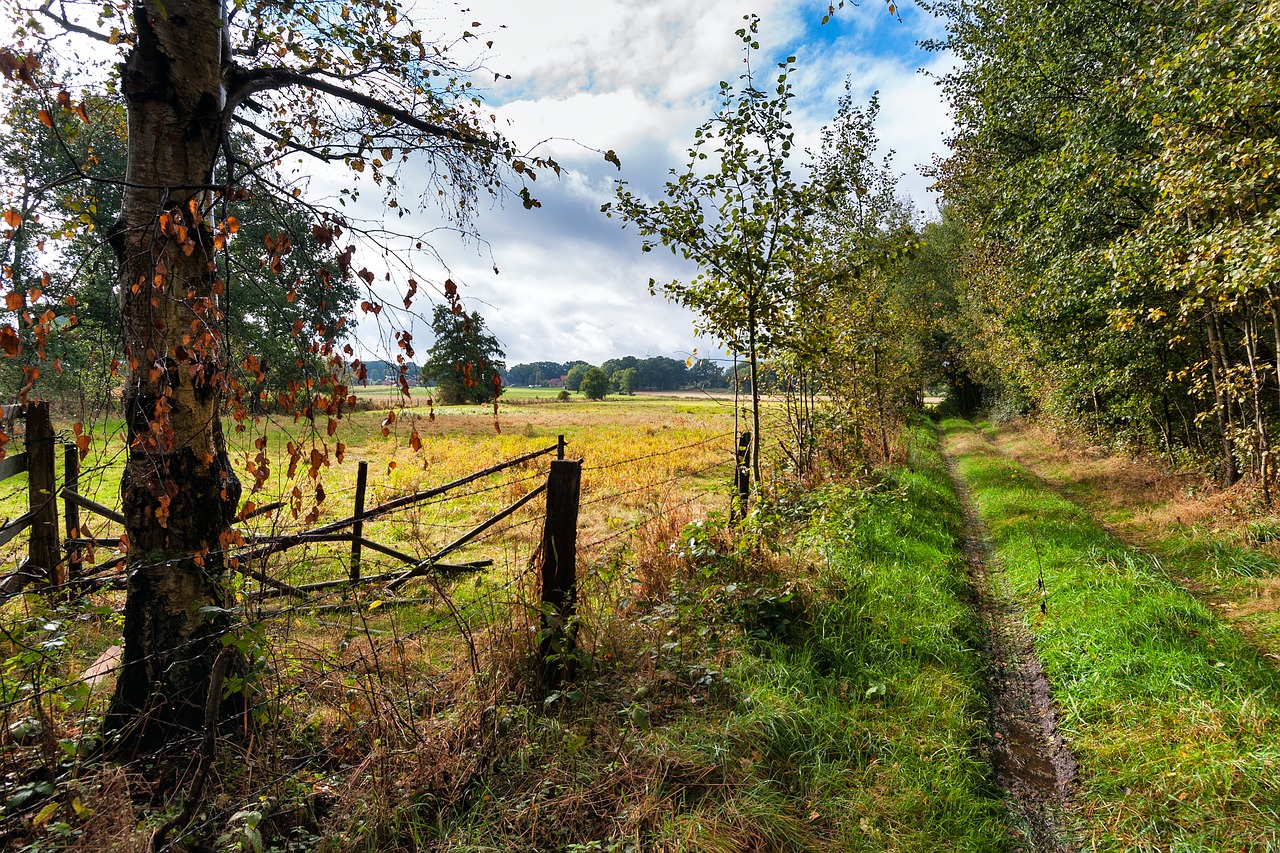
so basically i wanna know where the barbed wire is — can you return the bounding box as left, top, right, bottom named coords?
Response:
left=578, top=456, right=732, bottom=511
left=581, top=430, right=734, bottom=471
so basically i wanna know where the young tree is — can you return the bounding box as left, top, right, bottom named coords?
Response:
left=1, top=0, right=553, bottom=752
left=422, top=304, right=505, bottom=405
left=604, top=16, right=809, bottom=493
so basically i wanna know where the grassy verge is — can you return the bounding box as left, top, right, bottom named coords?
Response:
left=944, top=418, right=1280, bottom=850
left=417, top=420, right=1012, bottom=851
left=982, top=419, right=1280, bottom=660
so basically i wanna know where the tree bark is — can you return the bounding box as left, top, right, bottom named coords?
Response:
left=103, top=0, right=243, bottom=754
left=747, top=292, right=762, bottom=490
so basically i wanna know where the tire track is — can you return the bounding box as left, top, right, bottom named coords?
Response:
left=945, top=447, right=1077, bottom=852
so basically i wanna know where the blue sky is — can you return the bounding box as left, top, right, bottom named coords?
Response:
left=368, top=0, right=955, bottom=367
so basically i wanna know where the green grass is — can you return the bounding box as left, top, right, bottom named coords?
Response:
left=943, top=418, right=1280, bottom=850
left=398, top=420, right=1014, bottom=851
left=642, top=421, right=1013, bottom=849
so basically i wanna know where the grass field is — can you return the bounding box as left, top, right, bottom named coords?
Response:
left=0, top=401, right=1017, bottom=851
left=0, top=390, right=748, bottom=850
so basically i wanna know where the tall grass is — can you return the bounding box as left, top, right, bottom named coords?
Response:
left=944, top=418, right=1280, bottom=850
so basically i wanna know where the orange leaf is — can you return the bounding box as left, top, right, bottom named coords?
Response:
left=75, top=103, right=88, bottom=123
left=37, top=109, right=52, bottom=128
left=0, top=326, right=20, bottom=356
left=5, top=292, right=23, bottom=311
left=2, top=210, right=19, bottom=228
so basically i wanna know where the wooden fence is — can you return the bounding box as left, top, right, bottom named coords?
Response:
left=0, top=409, right=584, bottom=672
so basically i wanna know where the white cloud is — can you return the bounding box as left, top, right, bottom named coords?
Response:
left=363, top=0, right=955, bottom=365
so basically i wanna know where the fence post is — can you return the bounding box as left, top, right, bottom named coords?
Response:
left=25, top=402, right=61, bottom=588
left=350, top=460, right=368, bottom=582
left=557, top=434, right=565, bottom=460
left=539, top=457, right=581, bottom=687
left=63, top=443, right=82, bottom=582
left=732, top=430, right=751, bottom=520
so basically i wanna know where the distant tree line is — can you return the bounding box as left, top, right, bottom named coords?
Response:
left=502, top=356, right=729, bottom=393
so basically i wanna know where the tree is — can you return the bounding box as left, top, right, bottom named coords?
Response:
left=423, top=305, right=506, bottom=405
left=790, top=91, right=921, bottom=469
left=579, top=367, right=610, bottom=400
left=506, top=361, right=566, bottom=386
left=688, top=358, right=727, bottom=389
left=928, top=0, right=1280, bottom=486
left=605, top=16, right=809, bottom=493
left=2, top=0, right=554, bottom=752
left=636, top=356, right=688, bottom=391
left=564, top=363, right=591, bottom=391
left=616, top=367, right=639, bottom=395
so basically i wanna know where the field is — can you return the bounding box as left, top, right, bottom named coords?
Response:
left=8, top=403, right=1280, bottom=850
left=0, top=390, right=751, bottom=850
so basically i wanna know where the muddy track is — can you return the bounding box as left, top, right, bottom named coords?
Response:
left=944, top=453, right=1078, bottom=852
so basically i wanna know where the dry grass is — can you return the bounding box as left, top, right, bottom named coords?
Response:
left=1, top=393, right=746, bottom=851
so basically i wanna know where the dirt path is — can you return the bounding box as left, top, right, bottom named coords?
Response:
left=944, top=447, right=1077, bottom=852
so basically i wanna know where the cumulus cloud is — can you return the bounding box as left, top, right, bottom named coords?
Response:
left=367, top=0, right=955, bottom=365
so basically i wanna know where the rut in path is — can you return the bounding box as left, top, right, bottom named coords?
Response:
left=945, top=456, right=1077, bottom=852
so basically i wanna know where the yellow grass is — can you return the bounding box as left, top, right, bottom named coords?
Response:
left=1, top=393, right=740, bottom=753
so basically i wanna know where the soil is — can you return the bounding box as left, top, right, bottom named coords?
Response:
left=944, top=442, right=1078, bottom=852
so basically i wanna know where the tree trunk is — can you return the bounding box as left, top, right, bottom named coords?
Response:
left=1204, top=310, right=1239, bottom=487
left=1242, top=310, right=1270, bottom=499
left=103, top=0, right=243, bottom=754
left=747, top=292, right=762, bottom=490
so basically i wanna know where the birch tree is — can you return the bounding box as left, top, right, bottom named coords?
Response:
left=1, top=0, right=548, bottom=753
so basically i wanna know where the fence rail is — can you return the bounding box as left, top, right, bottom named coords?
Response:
left=0, top=414, right=582, bottom=674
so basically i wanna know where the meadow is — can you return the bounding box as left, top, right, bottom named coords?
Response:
left=0, top=389, right=750, bottom=850
left=1, top=395, right=1018, bottom=851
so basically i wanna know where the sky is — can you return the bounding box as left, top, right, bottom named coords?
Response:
left=336, top=0, right=956, bottom=369
left=3, top=0, right=956, bottom=371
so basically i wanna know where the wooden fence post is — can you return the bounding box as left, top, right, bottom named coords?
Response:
left=25, top=402, right=61, bottom=588
left=350, top=460, right=368, bottom=582
left=64, top=443, right=82, bottom=581
left=539, top=458, right=581, bottom=686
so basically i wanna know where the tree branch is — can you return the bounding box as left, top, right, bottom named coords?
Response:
left=226, top=67, right=487, bottom=147
left=38, top=0, right=114, bottom=44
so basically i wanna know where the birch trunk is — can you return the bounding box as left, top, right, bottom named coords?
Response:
left=103, top=0, right=243, bottom=753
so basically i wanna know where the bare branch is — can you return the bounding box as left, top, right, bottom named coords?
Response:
left=227, top=66, right=488, bottom=147
left=37, top=0, right=114, bottom=44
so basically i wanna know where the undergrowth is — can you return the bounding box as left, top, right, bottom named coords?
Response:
left=2, top=415, right=1022, bottom=851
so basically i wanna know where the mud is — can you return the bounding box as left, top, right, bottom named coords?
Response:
left=946, top=453, right=1078, bottom=852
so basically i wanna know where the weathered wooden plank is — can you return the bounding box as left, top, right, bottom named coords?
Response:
left=0, top=510, right=35, bottom=548
left=60, top=489, right=126, bottom=525
left=387, top=482, right=546, bottom=591
left=0, top=452, right=28, bottom=482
